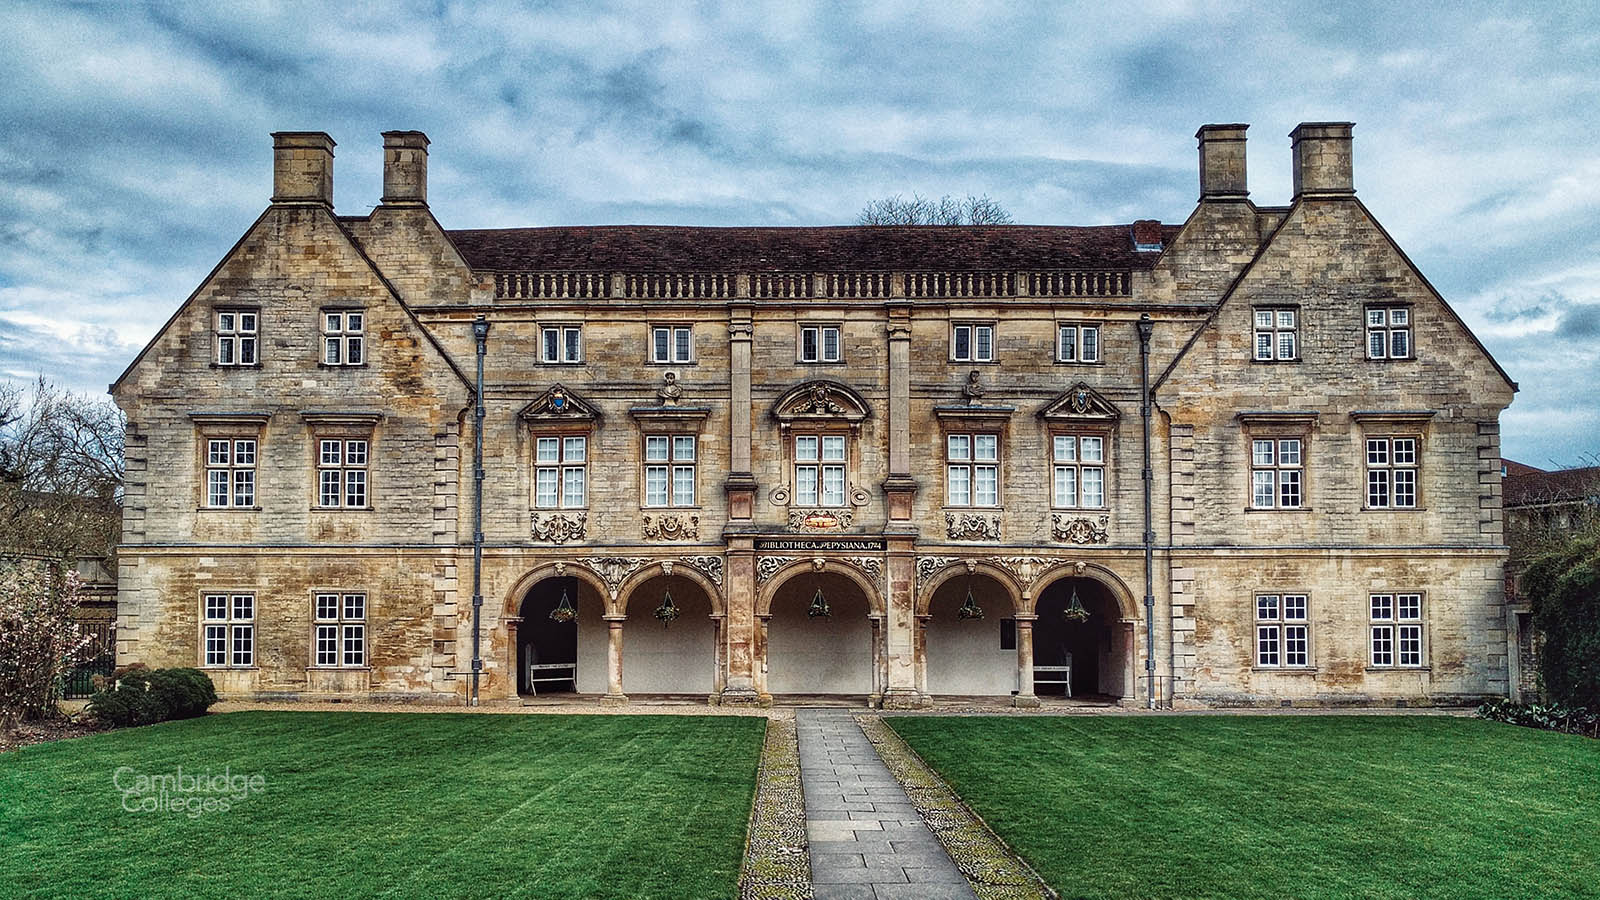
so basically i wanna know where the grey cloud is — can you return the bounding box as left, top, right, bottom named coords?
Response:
left=1560, top=305, right=1600, bottom=339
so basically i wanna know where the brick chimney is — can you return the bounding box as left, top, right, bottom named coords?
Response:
left=1196, top=124, right=1248, bottom=199
left=381, top=131, right=430, bottom=206
left=1131, top=219, right=1164, bottom=252
left=271, top=132, right=335, bottom=207
left=1290, top=122, right=1355, bottom=198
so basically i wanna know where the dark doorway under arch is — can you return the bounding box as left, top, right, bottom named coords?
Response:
left=1034, top=577, right=1129, bottom=699
left=516, top=577, right=603, bottom=695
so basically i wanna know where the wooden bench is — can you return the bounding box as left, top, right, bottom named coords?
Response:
left=1034, top=662, right=1073, bottom=698
left=525, top=662, right=577, bottom=695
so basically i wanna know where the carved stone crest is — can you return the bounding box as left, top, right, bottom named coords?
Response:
left=787, top=508, right=853, bottom=532
left=683, top=555, right=724, bottom=586
left=993, top=556, right=1055, bottom=588
left=841, top=556, right=883, bottom=585
left=531, top=512, right=587, bottom=544
left=642, top=513, right=699, bottom=541
left=756, top=557, right=795, bottom=584
left=915, top=556, right=960, bottom=589
left=1052, top=514, right=1110, bottom=545
left=582, top=557, right=651, bottom=595
left=945, top=512, right=1001, bottom=541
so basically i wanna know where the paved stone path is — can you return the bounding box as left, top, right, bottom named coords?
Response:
left=797, top=708, right=977, bottom=900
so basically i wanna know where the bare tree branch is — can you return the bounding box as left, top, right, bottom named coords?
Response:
left=856, top=193, right=1014, bottom=225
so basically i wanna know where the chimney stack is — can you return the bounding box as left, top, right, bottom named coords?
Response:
left=381, top=131, right=430, bottom=206
left=1290, top=122, right=1355, bottom=199
left=271, top=132, right=335, bottom=207
left=1196, top=124, right=1249, bottom=200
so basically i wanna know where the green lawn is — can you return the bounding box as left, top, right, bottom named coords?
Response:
left=1, top=711, right=764, bottom=899
left=889, top=715, right=1600, bottom=900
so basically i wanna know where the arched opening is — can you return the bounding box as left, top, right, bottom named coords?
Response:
left=767, top=571, right=873, bottom=697
left=516, top=576, right=606, bottom=696
left=1034, top=577, right=1131, bottom=699
left=621, top=574, right=717, bottom=696
left=925, top=573, right=1018, bottom=697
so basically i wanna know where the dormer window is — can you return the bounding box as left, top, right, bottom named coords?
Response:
left=323, top=310, right=365, bottom=366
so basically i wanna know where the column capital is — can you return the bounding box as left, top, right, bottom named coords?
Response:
left=1013, top=614, right=1038, bottom=623
left=602, top=614, right=628, bottom=623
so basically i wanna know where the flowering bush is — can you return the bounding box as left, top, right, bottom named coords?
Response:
left=0, top=560, right=92, bottom=732
left=1476, top=698, right=1599, bottom=739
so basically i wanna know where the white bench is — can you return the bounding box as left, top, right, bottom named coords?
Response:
left=525, top=662, right=577, bottom=695
left=1034, top=660, right=1073, bottom=698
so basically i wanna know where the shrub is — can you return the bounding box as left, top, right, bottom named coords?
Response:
left=1523, top=538, right=1600, bottom=709
left=86, top=667, right=217, bottom=728
left=0, top=561, right=91, bottom=733
left=1476, top=698, right=1600, bottom=738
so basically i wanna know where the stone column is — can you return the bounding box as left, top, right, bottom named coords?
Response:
left=1014, top=614, right=1039, bottom=708
left=915, top=615, right=930, bottom=697
left=724, top=307, right=757, bottom=520
left=755, top=615, right=771, bottom=702
left=719, top=541, right=761, bottom=704
left=882, top=305, right=917, bottom=521
left=881, top=539, right=925, bottom=708
left=869, top=617, right=884, bottom=707
left=505, top=616, right=522, bottom=699
left=711, top=615, right=726, bottom=700
left=602, top=615, right=627, bottom=704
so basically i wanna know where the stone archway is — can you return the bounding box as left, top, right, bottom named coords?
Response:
left=1032, top=576, right=1134, bottom=699
left=620, top=573, right=718, bottom=696
left=763, top=569, right=876, bottom=698
left=512, top=575, right=607, bottom=696
left=921, top=570, right=1023, bottom=697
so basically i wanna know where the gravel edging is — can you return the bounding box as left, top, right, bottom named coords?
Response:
left=738, top=716, right=812, bottom=900
left=858, top=715, right=1056, bottom=900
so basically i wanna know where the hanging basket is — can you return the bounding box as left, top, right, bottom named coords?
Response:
left=1063, top=587, right=1091, bottom=623
left=549, top=589, right=577, bottom=624
left=654, top=590, right=680, bottom=627
left=958, top=591, right=985, bottom=620
left=807, top=588, right=831, bottom=619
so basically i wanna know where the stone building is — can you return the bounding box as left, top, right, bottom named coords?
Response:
left=110, top=122, right=1516, bottom=707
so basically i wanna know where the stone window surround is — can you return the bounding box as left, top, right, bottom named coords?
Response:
left=949, top=321, right=996, bottom=364
left=642, top=433, right=699, bottom=508
left=301, top=412, right=384, bottom=512
left=1251, top=304, right=1300, bottom=363
left=212, top=306, right=260, bottom=368
left=1352, top=411, right=1434, bottom=511
left=648, top=324, right=694, bottom=365
left=1237, top=412, right=1318, bottom=512
left=1048, top=427, right=1112, bottom=511
left=1365, top=304, right=1414, bottom=361
left=796, top=322, right=843, bottom=364
left=1368, top=590, right=1428, bottom=669
left=190, top=412, right=271, bottom=512
left=531, top=432, right=589, bottom=510
left=319, top=305, right=367, bottom=368
left=1056, top=321, right=1103, bottom=365
left=629, top=404, right=711, bottom=515
left=943, top=430, right=1002, bottom=509
left=310, top=590, right=369, bottom=670
left=1252, top=591, right=1313, bottom=671
left=539, top=323, right=583, bottom=364
left=200, top=590, right=256, bottom=669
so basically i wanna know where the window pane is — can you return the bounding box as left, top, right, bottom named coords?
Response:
left=1367, top=309, right=1386, bottom=327
left=233, top=470, right=255, bottom=507
left=320, top=470, right=342, bottom=507
left=675, top=327, right=691, bottom=361
left=948, top=466, right=970, bottom=505
left=1278, top=440, right=1301, bottom=465
left=1081, top=467, right=1104, bottom=507
left=1080, top=437, right=1103, bottom=463
left=536, top=438, right=559, bottom=463
left=1390, top=329, right=1409, bottom=358
left=822, top=465, right=845, bottom=506
left=1255, top=332, right=1273, bottom=361
left=316, top=624, right=337, bottom=667
left=1370, top=595, right=1393, bottom=620
left=1398, top=594, right=1421, bottom=620
left=346, top=312, right=362, bottom=332
left=801, top=327, right=818, bottom=361
left=953, top=326, right=971, bottom=360
left=208, top=471, right=229, bottom=507
left=796, top=466, right=818, bottom=505
left=1369, top=330, right=1388, bottom=358
left=205, top=625, right=227, bottom=666
left=645, top=466, right=668, bottom=506
left=1392, top=438, right=1416, bottom=465
left=645, top=436, right=668, bottom=461
left=672, top=466, right=694, bottom=506
left=822, top=327, right=840, bottom=361
left=345, top=470, right=366, bottom=507
left=1253, top=471, right=1276, bottom=508
left=1372, top=625, right=1394, bottom=666
left=975, top=326, right=993, bottom=360
left=326, top=313, right=342, bottom=332
left=821, top=436, right=845, bottom=461
left=205, top=595, right=228, bottom=620
left=1059, top=326, right=1076, bottom=361
left=238, top=312, right=256, bottom=332
left=344, top=624, right=365, bottom=666
left=1285, top=624, right=1308, bottom=667
left=1368, top=470, right=1390, bottom=507
left=345, top=441, right=367, bottom=465
left=563, top=436, right=586, bottom=462
left=795, top=436, right=818, bottom=461
left=654, top=328, right=669, bottom=362
left=1054, top=435, right=1075, bottom=462
left=1054, top=465, right=1076, bottom=507
left=535, top=468, right=558, bottom=507
left=208, top=440, right=230, bottom=465
left=1277, top=330, right=1296, bottom=360
left=975, top=465, right=997, bottom=505
left=974, top=434, right=997, bottom=461
left=1398, top=624, right=1422, bottom=666
left=232, top=594, right=254, bottom=620
left=316, top=594, right=339, bottom=620
left=347, top=336, right=365, bottom=365
left=218, top=312, right=235, bottom=332
left=1393, top=469, right=1416, bottom=507
left=343, top=593, right=365, bottom=620
left=948, top=434, right=971, bottom=460
left=1283, top=595, right=1307, bottom=621
left=1279, top=469, right=1301, bottom=508
left=1277, top=310, right=1295, bottom=329
left=1257, top=625, right=1280, bottom=666
left=562, top=467, right=585, bottom=507
left=1252, top=440, right=1275, bottom=466
left=673, top=436, right=695, bottom=460
left=1081, top=326, right=1098, bottom=362
left=564, top=328, right=580, bottom=361
left=1257, top=595, right=1280, bottom=620
left=325, top=337, right=341, bottom=365
left=239, top=338, right=257, bottom=365
left=234, top=441, right=256, bottom=465
left=1255, top=310, right=1273, bottom=329
left=1366, top=439, right=1388, bottom=465
left=321, top=440, right=342, bottom=465
left=1389, top=308, right=1409, bottom=326
left=543, top=329, right=558, bottom=362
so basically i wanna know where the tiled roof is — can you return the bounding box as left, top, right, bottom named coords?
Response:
left=442, top=224, right=1180, bottom=273
left=1504, top=466, right=1600, bottom=507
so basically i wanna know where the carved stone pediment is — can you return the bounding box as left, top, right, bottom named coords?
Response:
left=945, top=512, right=1001, bottom=541
left=1039, top=382, right=1121, bottom=421
left=519, top=384, right=601, bottom=423
left=771, top=380, right=871, bottom=428
left=531, top=512, right=587, bottom=544
left=642, top=513, right=699, bottom=541
left=1052, top=513, right=1109, bottom=544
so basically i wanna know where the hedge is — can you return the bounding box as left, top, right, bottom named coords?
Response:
left=1522, top=537, right=1600, bottom=710
left=85, top=667, right=218, bottom=728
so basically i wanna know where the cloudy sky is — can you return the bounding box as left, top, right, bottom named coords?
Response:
left=1, top=1, right=1595, bottom=465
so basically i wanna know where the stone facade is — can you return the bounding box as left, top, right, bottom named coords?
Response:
left=111, top=122, right=1516, bottom=707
